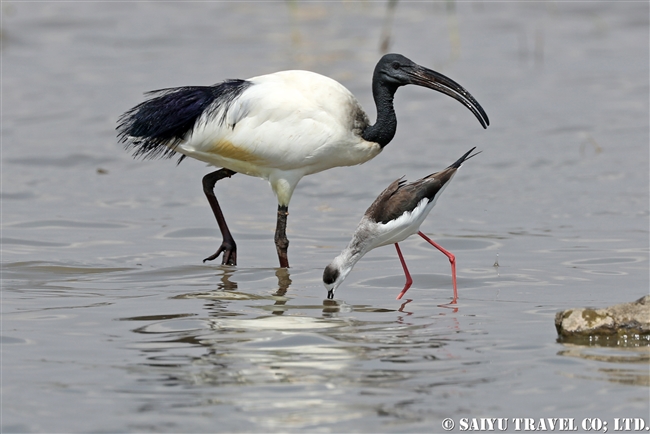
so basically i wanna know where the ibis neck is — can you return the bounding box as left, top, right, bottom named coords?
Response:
left=361, top=81, right=398, bottom=148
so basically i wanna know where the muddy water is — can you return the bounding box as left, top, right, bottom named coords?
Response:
left=2, top=2, right=648, bottom=432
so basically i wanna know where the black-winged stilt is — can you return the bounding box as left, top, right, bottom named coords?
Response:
left=117, top=54, right=488, bottom=268
left=323, top=147, right=480, bottom=302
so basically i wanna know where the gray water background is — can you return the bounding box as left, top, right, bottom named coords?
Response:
left=2, top=2, right=649, bottom=432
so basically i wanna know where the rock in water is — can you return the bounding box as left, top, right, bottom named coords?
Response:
left=555, top=295, right=650, bottom=346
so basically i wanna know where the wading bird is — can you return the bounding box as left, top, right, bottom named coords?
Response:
left=323, top=147, right=480, bottom=302
left=117, top=54, right=488, bottom=268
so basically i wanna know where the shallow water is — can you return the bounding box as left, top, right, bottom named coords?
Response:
left=2, top=2, right=649, bottom=433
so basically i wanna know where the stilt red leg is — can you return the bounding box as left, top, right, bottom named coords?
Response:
left=418, top=231, right=458, bottom=304
left=394, top=243, right=413, bottom=300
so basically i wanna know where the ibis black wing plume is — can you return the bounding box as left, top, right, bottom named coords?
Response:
left=117, top=79, right=252, bottom=161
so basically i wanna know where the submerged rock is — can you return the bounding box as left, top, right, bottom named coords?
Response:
left=555, top=295, right=650, bottom=346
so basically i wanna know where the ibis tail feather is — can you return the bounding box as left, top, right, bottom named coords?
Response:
left=117, top=79, right=252, bottom=162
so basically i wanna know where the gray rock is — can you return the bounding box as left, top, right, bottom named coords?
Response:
left=555, top=295, right=650, bottom=346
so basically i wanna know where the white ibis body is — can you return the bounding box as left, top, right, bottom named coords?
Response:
left=117, top=54, right=489, bottom=268
left=323, top=147, right=480, bottom=302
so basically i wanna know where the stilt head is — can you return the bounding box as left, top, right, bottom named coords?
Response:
left=323, top=256, right=353, bottom=299
left=323, top=263, right=341, bottom=299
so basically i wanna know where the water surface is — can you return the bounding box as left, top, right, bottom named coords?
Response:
left=2, top=2, right=648, bottom=432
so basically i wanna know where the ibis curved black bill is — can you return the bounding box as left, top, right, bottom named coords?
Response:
left=408, top=66, right=490, bottom=129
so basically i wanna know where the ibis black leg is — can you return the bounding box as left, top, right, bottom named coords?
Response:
left=202, top=168, right=237, bottom=265
left=274, top=205, right=290, bottom=268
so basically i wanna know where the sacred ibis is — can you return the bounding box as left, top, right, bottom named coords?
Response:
left=117, top=54, right=489, bottom=268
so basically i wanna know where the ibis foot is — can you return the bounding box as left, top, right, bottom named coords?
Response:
left=203, top=240, right=237, bottom=265
left=202, top=168, right=238, bottom=266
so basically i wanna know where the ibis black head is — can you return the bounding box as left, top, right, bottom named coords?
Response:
left=373, top=53, right=489, bottom=129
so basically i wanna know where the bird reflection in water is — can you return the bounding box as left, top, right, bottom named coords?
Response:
left=398, top=299, right=413, bottom=314
left=438, top=302, right=459, bottom=313
left=272, top=267, right=292, bottom=297
left=322, top=298, right=343, bottom=317
left=216, top=267, right=238, bottom=292
left=321, top=298, right=414, bottom=320
left=269, top=268, right=292, bottom=315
